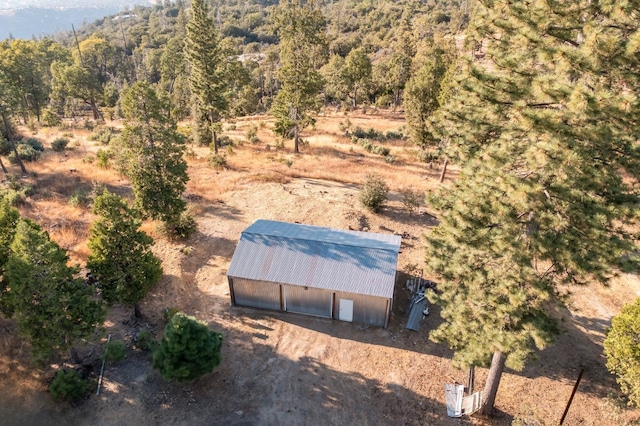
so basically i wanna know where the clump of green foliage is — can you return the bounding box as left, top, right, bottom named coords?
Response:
left=104, top=340, right=126, bottom=363
left=9, top=143, right=41, bottom=163
left=401, top=186, right=422, bottom=214
left=604, top=298, right=640, bottom=407
left=161, top=208, right=197, bottom=240
left=49, top=370, right=90, bottom=402
left=152, top=312, right=223, bottom=382
left=89, top=127, right=114, bottom=145
left=245, top=124, right=259, bottom=143
left=51, top=137, right=70, bottom=152
left=135, top=329, right=156, bottom=351
left=96, top=148, right=112, bottom=169
left=208, top=153, right=227, bottom=169
left=69, top=189, right=90, bottom=208
left=359, top=174, right=388, bottom=212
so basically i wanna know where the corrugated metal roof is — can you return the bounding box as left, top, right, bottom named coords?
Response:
left=227, top=220, right=401, bottom=299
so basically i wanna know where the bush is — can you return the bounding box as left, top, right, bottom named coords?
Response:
left=89, top=127, right=114, bottom=145
left=152, top=312, right=223, bottom=381
left=69, top=189, right=90, bottom=208
left=360, top=174, right=388, bottom=213
left=42, top=108, right=62, bottom=127
left=49, top=370, right=90, bottom=402
left=162, top=208, right=197, bottom=240
left=372, top=145, right=390, bottom=156
left=104, top=340, right=126, bottom=363
left=8, top=144, right=40, bottom=163
left=96, top=148, right=112, bottom=169
left=208, top=153, right=227, bottom=170
left=245, top=124, right=259, bottom=143
left=21, top=137, right=44, bottom=152
left=401, top=186, right=422, bottom=214
left=385, top=130, right=404, bottom=141
left=51, top=137, right=70, bottom=152
left=135, top=329, right=156, bottom=351
left=604, top=298, right=640, bottom=407
left=218, top=135, right=233, bottom=147
left=0, top=138, right=11, bottom=155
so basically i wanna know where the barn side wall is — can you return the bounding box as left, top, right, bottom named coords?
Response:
left=229, top=277, right=392, bottom=327
left=333, top=291, right=389, bottom=327
left=230, top=278, right=281, bottom=311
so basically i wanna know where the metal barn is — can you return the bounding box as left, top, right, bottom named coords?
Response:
left=226, top=220, right=401, bottom=328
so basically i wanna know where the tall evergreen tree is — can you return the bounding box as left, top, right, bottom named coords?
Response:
left=426, top=0, right=640, bottom=415
left=4, top=219, right=105, bottom=363
left=271, top=0, right=327, bottom=153
left=186, top=0, right=229, bottom=154
left=114, top=82, right=189, bottom=231
left=0, top=198, right=19, bottom=316
left=87, top=190, right=163, bottom=318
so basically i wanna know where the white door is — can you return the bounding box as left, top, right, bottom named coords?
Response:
left=339, top=299, right=354, bottom=322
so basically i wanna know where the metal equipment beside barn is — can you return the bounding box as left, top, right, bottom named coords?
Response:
left=226, top=220, right=401, bottom=328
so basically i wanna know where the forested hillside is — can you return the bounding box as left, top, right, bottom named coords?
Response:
left=0, top=0, right=468, bottom=150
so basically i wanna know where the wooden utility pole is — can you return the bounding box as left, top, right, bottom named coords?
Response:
left=560, top=369, right=584, bottom=425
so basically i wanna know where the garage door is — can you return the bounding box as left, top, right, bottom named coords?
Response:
left=283, top=285, right=332, bottom=318
left=232, top=278, right=281, bottom=311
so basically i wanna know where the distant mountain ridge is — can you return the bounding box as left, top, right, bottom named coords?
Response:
left=0, top=2, right=153, bottom=40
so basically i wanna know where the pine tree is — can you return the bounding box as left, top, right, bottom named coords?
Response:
left=271, top=0, right=327, bottom=153
left=114, top=81, right=189, bottom=231
left=4, top=219, right=105, bottom=363
left=0, top=197, right=19, bottom=316
left=87, top=190, right=163, bottom=318
left=426, top=0, right=640, bottom=415
left=152, top=312, right=223, bottom=382
left=186, top=0, right=229, bottom=154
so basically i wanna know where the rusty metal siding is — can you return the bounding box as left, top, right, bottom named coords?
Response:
left=333, top=291, right=389, bottom=327
left=283, top=285, right=332, bottom=318
left=232, top=278, right=281, bottom=311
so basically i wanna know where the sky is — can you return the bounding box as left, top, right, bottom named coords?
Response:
left=0, top=1, right=153, bottom=11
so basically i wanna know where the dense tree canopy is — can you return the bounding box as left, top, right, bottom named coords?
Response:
left=4, top=219, right=105, bottom=363
left=426, top=0, right=640, bottom=415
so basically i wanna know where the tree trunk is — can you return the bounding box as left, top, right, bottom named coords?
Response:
left=89, top=99, right=102, bottom=121
left=209, top=110, right=218, bottom=154
left=68, top=346, right=82, bottom=364
left=134, top=303, right=142, bottom=319
left=439, top=157, right=449, bottom=183
left=8, top=139, right=27, bottom=175
left=480, top=351, right=506, bottom=416
left=0, top=157, right=8, bottom=175
left=294, top=125, right=299, bottom=153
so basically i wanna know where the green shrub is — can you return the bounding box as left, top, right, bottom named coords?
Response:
left=22, top=137, right=44, bottom=151
left=360, top=174, right=389, bottom=213
left=135, top=329, right=156, bottom=351
left=0, top=138, right=11, bottom=155
left=162, top=208, right=198, bottom=240
left=372, top=145, right=390, bottom=156
left=96, top=149, right=112, bottom=169
left=208, top=154, right=227, bottom=170
left=384, top=155, right=396, bottom=164
left=104, top=340, right=126, bottom=363
left=385, top=130, right=404, bottom=140
left=163, top=307, right=180, bottom=322
left=49, top=370, right=90, bottom=402
left=42, top=108, right=62, bottom=127
left=51, top=137, right=70, bottom=152
left=246, top=124, right=259, bottom=144
left=69, top=189, right=90, bottom=208
left=401, top=186, right=422, bottom=214
left=89, top=127, right=114, bottom=145
left=218, top=135, right=233, bottom=147
left=8, top=144, right=40, bottom=163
